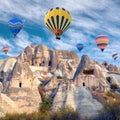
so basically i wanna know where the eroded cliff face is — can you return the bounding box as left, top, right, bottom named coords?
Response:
left=0, top=44, right=80, bottom=115
left=72, top=55, right=109, bottom=91
left=102, top=61, right=120, bottom=73
left=51, top=84, right=103, bottom=119
left=0, top=44, right=120, bottom=119
left=18, top=44, right=79, bottom=78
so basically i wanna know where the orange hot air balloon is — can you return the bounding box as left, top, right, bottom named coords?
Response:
left=3, top=47, right=9, bottom=54
left=95, top=35, right=109, bottom=52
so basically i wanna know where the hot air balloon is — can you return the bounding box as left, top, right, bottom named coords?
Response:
left=2, top=47, right=9, bottom=54
left=95, top=35, right=109, bottom=52
left=8, top=18, right=23, bottom=37
left=44, top=7, right=72, bottom=40
left=76, top=43, right=84, bottom=52
left=112, top=52, right=118, bottom=60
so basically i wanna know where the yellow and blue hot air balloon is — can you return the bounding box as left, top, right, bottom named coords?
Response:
left=76, top=43, right=84, bottom=52
left=8, top=18, right=23, bottom=37
left=44, top=7, right=72, bottom=40
left=95, top=35, right=109, bottom=52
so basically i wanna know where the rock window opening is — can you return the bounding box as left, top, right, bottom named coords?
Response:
left=1, top=71, right=4, bottom=77
left=41, top=61, right=45, bottom=66
left=19, top=82, right=22, bottom=88
left=83, top=69, right=94, bottom=75
left=83, top=82, right=85, bottom=86
left=0, top=78, right=2, bottom=83
left=48, top=61, right=52, bottom=66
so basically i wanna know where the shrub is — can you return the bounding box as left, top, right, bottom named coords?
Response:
left=93, top=101, right=120, bottom=120
left=50, top=106, right=80, bottom=120
left=106, top=91, right=116, bottom=98
left=92, top=86, right=97, bottom=91
left=57, top=76, right=63, bottom=79
left=106, top=76, right=111, bottom=83
left=40, top=98, right=52, bottom=113
left=65, top=77, right=70, bottom=81
left=110, top=84, right=119, bottom=90
left=1, top=106, right=80, bottom=120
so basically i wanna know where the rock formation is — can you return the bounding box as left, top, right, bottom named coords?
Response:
left=73, top=55, right=110, bottom=91
left=102, top=61, right=120, bottom=73
left=52, top=84, right=103, bottom=119
left=0, top=44, right=120, bottom=119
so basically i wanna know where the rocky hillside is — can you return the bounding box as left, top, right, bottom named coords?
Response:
left=102, top=61, right=120, bottom=73
left=0, top=44, right=120, bottom=119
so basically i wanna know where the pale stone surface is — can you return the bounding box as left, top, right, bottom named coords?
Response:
left=73, top=55, right=110, bottom=91
left=74, top=87, right=103, bottom=119
left=52, top=84, right=103, bottom=119
left=8, top=87, right=41, bottom=113
left=0, top=82, right=3, bottom=92
left=0, top=44, right=120, bottom=118
left=0, top=93, right=19, bottom=114
left=18, top=44, right=79, bottom=78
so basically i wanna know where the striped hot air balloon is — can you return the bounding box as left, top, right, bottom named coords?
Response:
left=8, top=18, right=23, bottom=37
left=44, top=7, right=72, bottom=40
left=112, top=52, right=118, bottom=60
left=76, top=43, right=84, bottom=52
left=95, top=35, right=109, bottom=52
left=3, top=47, right=9, bottom=54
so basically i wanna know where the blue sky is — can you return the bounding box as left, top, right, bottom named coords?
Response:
left=0, top=0, right=120, bottom=66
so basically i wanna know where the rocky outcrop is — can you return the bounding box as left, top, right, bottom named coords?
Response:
left=0, top=57, right=17, bottom=93
left=102, top=61, right=120, bottom=73
left=107, top=64, right=120, bottom=73
left=18, top=44, right=79, bottom=78
left=0, top=44, right=80, bottom=116
left=0, top=44, right=120, bottom=118
left=52, top=84, right=103, bottom=119
left=8, top=87, right=41, bottom=113
left=72, top=55, right=109, bottom=91
left=11, top=61, right=36, bottom=88
left=75, top=87, right=103, bottom=119
left=0, top=93, right=19, bottom=114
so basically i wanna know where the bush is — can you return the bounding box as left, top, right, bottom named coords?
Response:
left=0, top=112, right=49, bottom=120
left=106, top=91, right=117, bottom=98
left=106, top=76, right=111, bottom=83
left=92, top=86, right=97, bottom=91
left=110, top=84, right=119, bottom=90
left=65, top=77, right=70, bottom=81
left=40, top=98, right=52, bottom=113
left=57, top=76, right=63, bottom=79
left=93, top=101, right=120, bottom=120
left=1, top=106, right=80, bottom=120
left=50, top=106, right=80, bottom=120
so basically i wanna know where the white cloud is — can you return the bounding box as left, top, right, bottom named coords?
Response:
left=0, top=0, right=120, bottom=66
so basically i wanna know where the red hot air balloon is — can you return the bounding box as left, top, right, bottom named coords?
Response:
left=3, top=47, right=9, bottom=54
left=95, top=35, right=109, bottom=52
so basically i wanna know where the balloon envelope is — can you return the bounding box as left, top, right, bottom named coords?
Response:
left=112, top=52, right=118, bottom=60
left=95, top=35, right=109, bottom=52
left=8, top=18, right=23, bottom=37
left=44, top=7, right=72, bottom=40
left=76, top=43, right=84, bottom=52
left=3, top=47, right=9, bottom=54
